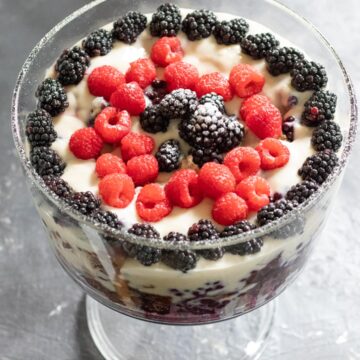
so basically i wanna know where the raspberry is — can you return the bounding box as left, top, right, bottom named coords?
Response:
left=198, top=162, right=236, bottom=199
left=151, top=37, right=184, bottom=67
left=95, top=153, right=127, bottom=178
left=235, top=176, right=271, bottom=211
left=212, top=192, right=248, bottom=226
left=165, top=169, right=203, bottom=208
left=164, top=61, right=199, bottom=91
left=127, top=154, right=159, bottom=186
left=110, top=82, right=146, bottom=115
left=88, top=65, right=125, bottom=101
left=69, top=128, right=103, bottom=160
left=125, top=58, right=156, bottom=89
left=229, top=64, right=265, bottom=98
left=239, top=94, right=270, bottom=119
left=120, top=132, right=155, bottom=162
left=136, top=183, right=172, bottom=222
left=98, top=173, right=135, bottom=208
left=94, top=107, right=131, bottom=143
left=195, top=72, right=233, bottom=101
left=255, top=138, right=290, bottom=170
left=223, top=147, right=261, bottom=182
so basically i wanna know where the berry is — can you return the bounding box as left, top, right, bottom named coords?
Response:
left=164, top=61, right=199, bottom=91
left=55, top=46, right=90, bottom=85
left=92, top=209, right=123, bottom=230
left=87, top=65, right=125, bottom=101
left=239, top=94, right=269, bottom=119
left=140, top=105, right=170, bottom=134
left=189, top=147, right=223, bottom=168
left=66, top=191, right=100, bottom=215
left=255, top=138, right=290, bottom=170
left=301, top=90, right=337, bottom=127
left=155, top=139, right=181, bottom=172
left=298, top=150, right=338, bottom=184
left=144, top=79, right=168, bottom=105
left=286, top=181, right=319, bottom=204
left=290, top=60, right=328, bottom=92
left=311, top=121, right=342, bottom=152
left=98, top=173, right=135, bottom=208
left=223, top=147, right=260, bottom=182
left=125, top=58, right=156, bottom=89
left=25, top=109, right=57, bottom=147
left=220, top=220, right=255, bottom=237
left=128, top=223, right=160, bottom=238
left=36, top=78, right=69, bottom=116
left=69, top=127, right=104, bottom=160
left=198, top=162, right=236, bottom=199
left=241, top=33, right=279, bottom=59
left=235, top=176, right=270, bottom=211
left=127, top=154, right=159, bottom=186
left=181, top=10, right=217, bottom=40
left=136, top=183, right=172, bottom=222
left=229, top=64, right=265, bottom=98
left=165, top=169, right=203, bottom=208
left=120, top=132, right=155, bottom=162
left=110, top=82, right=146, bottom=115
left=213, top=18, right=249, bottom=45
left=195, top=72, right=233, bottom=101
left=150, top=3, right=182, bottom=37
left=159, top=89, right=198, bottom=118
left=95, top=153, right=127, bottom=178
left=82, top=29, right=113, bottom=57
left=282, top=116, right=295, bottom=142
left=151, top=37, right=184, bottom=67
left=265, top=47, right=304, bottom=76
left=198, top=92, right=225, bottom=113
left=112, top=11, right=147, bottom=44
left=42, top=175, right=73, bottom=199
left=257, top=199, right=295, bottom=226
left=30, top=146, right=65, bottom=176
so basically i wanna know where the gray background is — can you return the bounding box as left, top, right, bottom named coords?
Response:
left=1, top=0, right=360, bottom=359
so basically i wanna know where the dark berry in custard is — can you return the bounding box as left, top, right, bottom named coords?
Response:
left=282, top=116, right=295, bottom=142
left=189, top=147, right=223, bottom=168
left=159, top=89, right=198, bottom=119
left=241, top=33, right=280, bottom=59
left=285, top=181, right=319, bottom=205
left=42, top=175, right=73, bottom=199
left=182, top=9, right=217, bottom=40
left=30, top=146, right=65, bottom=177
left=198, top=92, right=226, bottom=113
left=82, top=29, right=113, bottom=57
left=92, top=209, right=123, bottom=230
left=155, top=139, right=181, bottom=172
left=26, top=109, right=57, bottom=147
left=265, top=47, right=304, bottom=76
left=144, top=80, right=168, bottom=105
left=213, top=18, right=249, bottom=45
left=150, top=3, right=182, bottom=37
left=112, top=11, right=147, bottom=44
left=257, top=199, right=296, bottom=226
left=66, top=191, right=101, bottom=215
left=311, top=121, right=342, bottom=152
left=140, top=105, right=170, bottom=134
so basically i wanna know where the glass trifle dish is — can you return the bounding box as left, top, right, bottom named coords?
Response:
left=12, top=0, right=357, bottom=358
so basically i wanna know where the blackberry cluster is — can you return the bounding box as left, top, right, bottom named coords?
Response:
left=42, top=175, right=73, bottom=199
left=36, top=79, right=69, bottom=117
left=66, top=191, right=100, bottom=215
left=189, top=147, right=223, bottom=168
left=241, top=33, right=280, bottom=59
left=213, top=18, right=249, bottom=45
left=55, top=46, right=90, bottom=86
left=290, top=60, right=328, bottom=92
left=298, top=150, right=338, bottom=184
left=286, top=181, right=319, bottom=204
left=311, top=121, right=343, bottom=152
left=282, top=116, right=295, bottom=142
left=25, top=109, right=57, bottom=147
left=199, top=92, right=226, bottom=113
left=301, top=90, right=337, bottom=127
left=30, top=146, right=65, bottom=176
left=150, top=3, right=182, bottom=37
left=112, top=11, right=147, bottom=44
left=140, top=105, right=170, bottom=133
left=181, top=10, right=217, bottom=40
left=82, top=29, right=113, bottom=57
left=155, top=139, right=181, bottom=172
left=221, top=220, right=255, bottom=237
left=144, top=80, right=168, bottom=104
left=265, top=47, right=304, bottom=76
left=257, top=199, right=296, bottom=226
left=159, top=89, right=198, bottom=118
left=92, top=209, right=123, bottom=230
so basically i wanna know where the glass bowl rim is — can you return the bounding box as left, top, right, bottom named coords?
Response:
left=11, top=0, right=358, bottom=250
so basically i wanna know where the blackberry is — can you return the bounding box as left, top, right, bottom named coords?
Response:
left=198, top=92, right=226, bottom=113
left=82, top=29, right=113, bottom=57
left=112, top=11, right=147, bottom=44
left=128, top=223, right=160, bottom=239
left=290, top=60, right=328, bottom=92
left=159, top=89, right=198, bottom=119
left=301, top=90, right=337, bottom=127
left=66, top=191, right=100, bottom=215
left=36, top=79, right=69, bottom=117
left=311, top=121, right=343, bottom=152
left=286, top=181, right=319, bottom=204
left=213, top=18, right=249, bottom=45
left=55, top=46, right=90, bottom=86
left=42, top=175, right=73, bottom=199
left=257, top=199, right=296, bottom=226
left=150, top=3, right=181, bottom=37
left=30, top=146, right=65, bottom=176
left=221, top=220, right=255, bottom=237
left=189, top=147, right=223, bottom=168
left=241, top=33, right=280, bottom=59
left=282, top=116, right=295, bottom=142
left=140, top=105, right=170, bottom=133
left=25, top=109, right=57, bottom=147
left=155, top=139, right=181, bottom=172
left=265, top=47, right=304, bottom=76
left=92, top=209, right=123, bottom=230
left=298, top=150, right=338, bottom=184
left=144, top=79, right=168, bottom=105
left=181, top=10, right=217, bottom=41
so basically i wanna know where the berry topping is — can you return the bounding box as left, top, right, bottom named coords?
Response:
left=87, top=65, right=125, bottom=101
left=69, top=127, right=104, bottom=160
left=257, top=199, right=295, bottom=226
left=159, top=89, right=198, bottom=118
left=265, top=47, right=304, bottom=76
left=82, top=29, right=113, bottom=57
left=198, top=92, right=225, bottom=113
left=120, top=132, right=155, bottom=162
left=155, top=139, right=181, bottom=172
left=150, top=3, right=182, bottom=37
left=229, top=64, right=265, bottom=98
left=125, top=58, right=156, bottom=89
left=286, top=181, right=319, bottom=204
left=98, top=173, right=135, bottom=208
left=182, top=10, right=217, bottom=41
left=112, top=11, right=147, bottom=44
left=42, top=175, right=73, bottom=199
left=66, top=191, right=100, bottom=215
left=30, top=146, right=65, bottom=176
left=255, top=138, right=290, bottom=170
left=189, top=147, right=223, bottom=168
left=195, top=72, right=233, bottom=101
left=128, top=223, right=160, bottom=238
left=164, top=61, right=200, bottom=91
left=213, top=18, right=249, bottom=45
left=311, top=121, right=342, bottom=152
left=127, top=154, right=159, bottom=186
left=144, top=79, right=168, bottom=105
left=136, top=183, right=172, bottom=222
left=241, top=33, right=280, bottom=59
left=282, top=116, right=295, bottom=142
left=140, top=105, right=170, bottom=134
left=220, top=220, right=255, bottom=237
left=151, top=37, right=184, bottom=67
left=95, top=153, right=127, bottom=178
left=239, top=94, right=269, bottom=118
left=92, top=209, right=123, bottom=230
